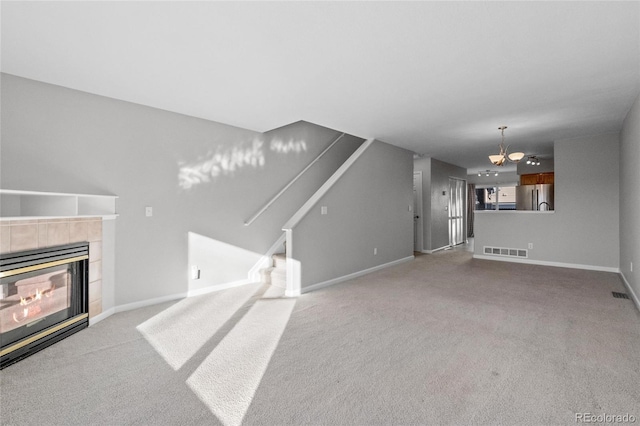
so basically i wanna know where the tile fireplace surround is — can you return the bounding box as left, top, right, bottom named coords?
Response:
left=0, top=217, right=103, bottom=318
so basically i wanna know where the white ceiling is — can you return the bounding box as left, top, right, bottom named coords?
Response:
left=2, top=1, right=639, bottom=173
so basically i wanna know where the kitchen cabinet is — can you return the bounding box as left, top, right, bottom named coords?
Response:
left=520, top=172, right=554, bottom=185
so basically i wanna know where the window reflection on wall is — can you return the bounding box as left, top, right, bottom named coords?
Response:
left=177, top=136, right=310, bottom=190
left=178, top=138, right=265, bottom=190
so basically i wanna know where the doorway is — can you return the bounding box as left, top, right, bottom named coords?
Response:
left=448, top=177, right=465, bottom=247
left=413, top=171, right=424, bottom=252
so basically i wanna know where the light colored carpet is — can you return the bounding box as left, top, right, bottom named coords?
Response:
left=1, top=251, right=639, bottom=425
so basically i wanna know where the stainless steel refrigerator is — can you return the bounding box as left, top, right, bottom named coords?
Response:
left=516, top=184, right=554, bottom=211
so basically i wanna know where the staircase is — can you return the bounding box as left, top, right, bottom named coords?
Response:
left=243, top=131, right=364, bottom=295
left=260, top=253, right=287, bottom=289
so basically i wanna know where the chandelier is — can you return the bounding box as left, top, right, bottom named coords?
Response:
left=488, top=126, right=524, bottom=166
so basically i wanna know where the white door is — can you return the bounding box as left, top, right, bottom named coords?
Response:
left=448, top=178, right=465, bottom=246
left=413, top=172, right=423, bottom=252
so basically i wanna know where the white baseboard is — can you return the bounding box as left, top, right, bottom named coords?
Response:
left=89, top=307, right=116, bottom=326
left=473, top=254, right=621, bottom=273
left=114, top=291, right=188, bottom=314
left=186, top=279, right=253, bottom=297
left=301, top=255, right=415, bottom=294
left=422, top=245, right=450, bottom=254
left=285, top=288, right=300, bottom=297
left=619, top=272, right=640, bottom=312
left=94, top=280, right=257, bottom=321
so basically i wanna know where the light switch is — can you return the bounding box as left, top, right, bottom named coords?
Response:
left=321, top=206, right=328, bottom=215
left=145, top=206, right=153, bottom=217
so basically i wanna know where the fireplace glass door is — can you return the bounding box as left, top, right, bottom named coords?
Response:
left=2, top=264, right=75, bottom=342
left=0, top=243, right=89, bottom=368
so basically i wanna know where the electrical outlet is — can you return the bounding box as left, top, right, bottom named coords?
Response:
left=321, top=206, right=328, bottom=215
left=374, top=247, right=377, bottom=255
left=190, top=265, right=200, bottom=280
left=528, top=243, right=533, bottom=249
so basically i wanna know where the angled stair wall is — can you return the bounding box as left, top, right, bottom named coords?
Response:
left=282, top=139, right=415, bottom=296
left=187, top=121, right=365, bottom=294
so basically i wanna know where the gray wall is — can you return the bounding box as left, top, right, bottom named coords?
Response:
left=620, top=93, right=640, bottom=301
left=290, top=141, right=414, bottom=289
left=1, top=74, right=363, bottom=306
left=475, top=132, right=620, bottom=269
left=414, top=157, right=467, bottom=251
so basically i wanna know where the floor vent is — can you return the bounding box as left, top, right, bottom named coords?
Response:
left=483, top=246, right=528, bottom=259
left=612, top=291, right=630, bottom=300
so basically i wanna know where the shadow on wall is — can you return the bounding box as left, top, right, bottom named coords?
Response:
left=137, top=283, right=295, bottom=426
left=178, top=135, right=308, bottom=190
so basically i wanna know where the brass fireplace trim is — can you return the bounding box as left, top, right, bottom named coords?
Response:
left=0, top=313, right=89, bottom=357
left=0, top=255, right=89, bottom=279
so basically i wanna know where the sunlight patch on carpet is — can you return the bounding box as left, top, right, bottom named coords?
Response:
left=186, top=297, right=296, bottom=426
left=136, top=283, right=261, bottom=370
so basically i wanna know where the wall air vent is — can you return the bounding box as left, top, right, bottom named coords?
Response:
left=612, top=292, right=630, bottom=300
left=483, top=246, right=528, bottom=259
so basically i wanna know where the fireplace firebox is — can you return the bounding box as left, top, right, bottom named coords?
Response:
left=0, top=242, right=89, bottom=369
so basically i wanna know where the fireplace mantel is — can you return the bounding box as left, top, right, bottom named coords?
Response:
left=0, top=189, right=118, bottom=220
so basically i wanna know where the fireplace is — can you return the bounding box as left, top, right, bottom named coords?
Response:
left=0, top=242, right=89, bottom=369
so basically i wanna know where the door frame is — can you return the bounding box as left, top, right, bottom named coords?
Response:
left=448, top=176, right=466, bottom=247
left=413, top=171, right=424, bottom=252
